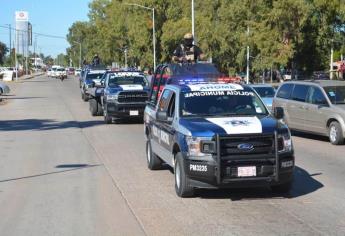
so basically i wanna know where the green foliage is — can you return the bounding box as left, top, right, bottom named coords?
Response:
left=66, top=0, right=345, bottom=74
left=0, top=41, right=8, bottom=65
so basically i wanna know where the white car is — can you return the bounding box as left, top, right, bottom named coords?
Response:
left=75, top=69, right=82, bottom=76
left=54, top=67, right=67, bottom=78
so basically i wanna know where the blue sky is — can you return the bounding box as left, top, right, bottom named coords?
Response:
left=0, top=0, right=90, bottom=57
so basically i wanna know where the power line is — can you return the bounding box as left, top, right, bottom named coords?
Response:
left=0, top=25, right=67, bottom=40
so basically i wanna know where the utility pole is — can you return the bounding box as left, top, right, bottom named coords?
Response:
left=152, top=8, right=156, bottom=70
left=5, top=24, right=12, bottom=62
left=15, top=29, right=18, bottom=81
left=330, top=39, right=334, bottom=80
left=246, top=26, right=250, bottom=84
left=79, top=42, right=82, bottom=68
left=124, top=47, right=128, bottom=68
left=192, top=0, right=195, bottom=43
left=34, top=35, right=37, bottom=70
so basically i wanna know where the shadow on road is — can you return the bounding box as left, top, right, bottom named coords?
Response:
left=194, top=166, right=323, bottom=200
left=0, top=96, right=45, bottom=100
left=292, top=130, right=329, bottom=143
left=0, top=164, right=102, bottom=183
left=0, top=119, right=104, bottom=131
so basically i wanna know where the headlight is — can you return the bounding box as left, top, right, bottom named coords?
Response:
left=186, top=136, right=215, bottom=157
left=106, top=94, right=118, bottom=100
left=278, top=131, right=292, bottom=153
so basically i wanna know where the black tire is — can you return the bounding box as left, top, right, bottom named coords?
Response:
left=82, top=91, right=89, bottom=102
left=271, top=181, right=293, bottom=194
left=89, top=99, right=98, bottom=116
left=103, top=107, right=112, bottom=124
left=0, top=88, right=3, bottom=95
left=329, top=121, right=344, bottom=145
left=96, top=98, right=103, bottom=116
left=174, top=153, right=194, bottom=197
left=146, top=140, right=162, bottom=170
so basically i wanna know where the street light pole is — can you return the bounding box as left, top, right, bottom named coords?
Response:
left=192, top=0, right=195, bottom=43
left=15, top=29, right=18, bottom=81
left=124, top=3, right=156, bottom=70
left=330, top=39, right=334, bottom=80
left=152, top=8, right=156, bottom=70
left=246, top=27, right=250, bottom=84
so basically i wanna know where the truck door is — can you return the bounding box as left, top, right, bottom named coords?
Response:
left=149, top=89, right=173, bottom=164
left=159, top=91, right=176, bottom=167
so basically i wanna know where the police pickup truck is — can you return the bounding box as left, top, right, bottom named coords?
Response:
left=144, top=64, right=294, bottom=197
left=93, top=71, right=150, bottom=123
left=80, top=67, right=106, bottom=102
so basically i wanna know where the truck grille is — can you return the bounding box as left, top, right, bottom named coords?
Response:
left=219, top=134, right=275, bottom=159
left=118, top=91, right=148, bottom=103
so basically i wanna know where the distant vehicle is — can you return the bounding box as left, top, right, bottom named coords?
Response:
left=67, top=67, right=75, bottom=75
left=47, top=68, right=53, bottom=77
left=75, top=68, right=81, bottom=76
left=0, top=82, right=10, bottom=95
left=53, top=67, right=67, bottom=79
left=312, top=71, right=330, bottom=80
left=100, top=71, right=149, bottom=123
left=80, top=68, right=106, bottom=101
left=250, top=84, right=276, bottom=111
left=273, top=80, right=345, bottom=145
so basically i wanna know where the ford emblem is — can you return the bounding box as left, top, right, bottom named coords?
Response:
left=237, top=143, right=254, bottom=151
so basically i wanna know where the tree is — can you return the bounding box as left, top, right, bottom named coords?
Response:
left=0, top=41, right=8, bottom=65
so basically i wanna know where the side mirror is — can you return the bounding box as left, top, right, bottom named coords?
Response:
left=156, top=111, right=173, bottom=123
left=91, top=81, right=96, bottom=87
left=274, top=107, right=284, bottom=119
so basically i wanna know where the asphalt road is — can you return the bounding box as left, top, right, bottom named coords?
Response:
left=0, top=75, right=344, bottom=236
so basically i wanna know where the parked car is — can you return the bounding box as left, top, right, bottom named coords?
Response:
left=273, top=80, right=345, bottom=145
left=250, top=84, right=276, bottom=111
left=0, top=82, right=10, bottom=95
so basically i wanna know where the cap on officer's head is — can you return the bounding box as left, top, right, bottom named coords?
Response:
left=184, top=33, right=194, bottom=40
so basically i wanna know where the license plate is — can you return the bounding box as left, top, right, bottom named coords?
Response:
left=129, top=110, right=139, bottom=116
left=237, top=166, right=256, bottom=177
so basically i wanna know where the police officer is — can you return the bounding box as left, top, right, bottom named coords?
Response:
left=172, top=33, right=205, bottom=63
left=92, top=54, right=101, bottom=66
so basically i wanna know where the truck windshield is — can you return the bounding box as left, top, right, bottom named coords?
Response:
left=324, top=86, right=345, bottom=104
left=108, top=76, right=148, bottom=87
left=181, top=89, right=268, bottom=117
left=86, top=73, right=104, bottom=80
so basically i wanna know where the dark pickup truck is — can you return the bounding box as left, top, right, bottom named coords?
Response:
left=88, top=70, right=150, bottom=123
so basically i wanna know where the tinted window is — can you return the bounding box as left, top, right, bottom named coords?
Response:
left=324, top=86, right=345, bottom=104
left=86, top=73, right=104, bottom=80
left=277, top=84, right=293, bottom=99
left=307, top=87, right=328, bottom=105
left=291, top=84, right=309, bottom=102
left=108, top=75, right=148, bottom=87
left=181, top=89, right=267, bottom=117
left=158, top=89, right=172, bottom=112
left=253, top=86, right=275, bottom=98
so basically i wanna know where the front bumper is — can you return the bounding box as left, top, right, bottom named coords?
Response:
left=185, top=154, right=294, bottom=189
left=105, top=102, right=146, bottom=118
left=184, top=133, right=294, bottom=189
